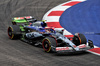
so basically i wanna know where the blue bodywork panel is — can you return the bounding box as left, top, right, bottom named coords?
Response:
left=26, top=26, right=46, bottom=32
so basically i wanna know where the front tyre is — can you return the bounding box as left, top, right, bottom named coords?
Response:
left=42, top=37, right=57, bottom=52
left=72, top=33, right=87, bottom=46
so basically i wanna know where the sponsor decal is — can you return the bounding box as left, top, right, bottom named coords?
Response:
left=73, top=45, right=77, bottom=48
left=56, top=47, right=69, bottom=51
left=79, top=44, right=86, bottom=48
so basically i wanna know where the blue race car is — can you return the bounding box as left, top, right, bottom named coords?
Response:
left=8, top=16, right=94, bottom=53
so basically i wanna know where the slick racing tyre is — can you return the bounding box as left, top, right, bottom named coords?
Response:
left=8, top=25, right=21, bottom=39
left=42, top=37, right=57, bottom=52
left=72, top=33, right=87, bottom=46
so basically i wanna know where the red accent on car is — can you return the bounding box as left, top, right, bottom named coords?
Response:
left=78, top=44, right=86, bottom=48
left=64, top=35, right=74, bottom=38
left=73, top=45, right=77, bottom=48
left=56, top=47, right=69, bottom=51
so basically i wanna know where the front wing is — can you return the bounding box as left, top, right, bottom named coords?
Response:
left=52, top=44, right=93, bottom=53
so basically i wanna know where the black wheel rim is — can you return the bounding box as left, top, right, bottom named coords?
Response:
left=44, top=41, right=50, bottom=50
left=73, top=36, right=80, bottom=46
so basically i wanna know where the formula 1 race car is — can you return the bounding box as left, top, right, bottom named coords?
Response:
left=7, top=16, right=94, bottom=53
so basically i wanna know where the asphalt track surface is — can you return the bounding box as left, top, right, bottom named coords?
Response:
left=0, top=0, right=100, bottom=66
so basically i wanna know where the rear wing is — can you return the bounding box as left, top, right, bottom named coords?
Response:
left=11, top=16, right=33, bottom=25
left=12, top=16, right=33, bottom=20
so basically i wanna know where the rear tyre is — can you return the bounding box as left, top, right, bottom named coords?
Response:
left=72, top=33, right=87, bottom=46
left=42, top=37, right=57, bottom=52
left=8, top=25, right=21, bottom=39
